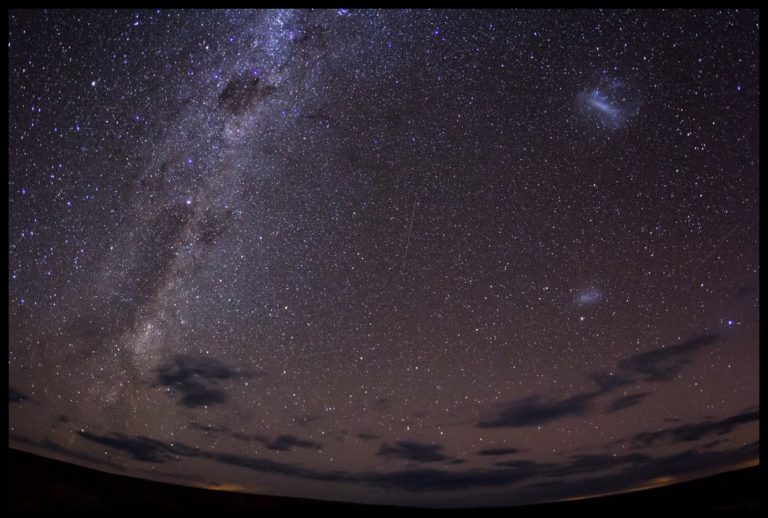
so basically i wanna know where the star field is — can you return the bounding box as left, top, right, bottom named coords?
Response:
left=8, top=9, right=759, bottom=507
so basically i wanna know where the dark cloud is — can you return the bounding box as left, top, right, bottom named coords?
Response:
left=477, top=392, right=598, bottom=428
left=362, top=464, right=541, bottom=493
left=154, top=355, right=240, bottom=408
left=213, top=451, right=347, bottom=482
left=231, top=431, right=268, bottom=442
left=479, top=332, right=724, bottom=428
left=545, top=453, right=652, bottom=477
left=517, top=442, right=759, bottom=506
left=10, top=433, right=125, bottom=471
left=630, top=409, right=759, bottom=448
left=594, top=334, right=722, bottom=391
left=77, top=430, right=321, bottom=478
left=56, top=414, right=71, bottom=423
left=356, top=432, right=380, bottom=441
left=9, top=433, right=42, bottom=448
left=588, top=372, right=632, bottom=393
left=75, top=430, right=328, bottom=479
left=264, top=434, right=322, bottom=451
left=66, top=429, right=760, bottom=502
left=199, top=441, right=533, bottom=492
left=9, top=387, right=28, bottom=404
left=188, top=421, right=321, bottom=451
left=189, top=422, right=231, bottom=434
left=616, top=333, right=721, bottom=382
left=493, top=459, right=542, bottom=469
left=377, top=440, right=451, bottom=463
left=172, top=385, right=225, bottom=408
left=701, top=438, right=730, bottom=449
left=77, top=431, right=200, bottom=463
left=604, top=392, right=653, bottom=414
left=494, top=455, right=651, bottom=478
left=477, top=448, right=522, bottom=456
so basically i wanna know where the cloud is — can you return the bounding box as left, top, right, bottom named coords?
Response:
left=494, top=459, right=542, bottom=469
left=9, top=387, right=28, bottom=404
left=264, top=434, right=322, bottom=451
left=362, top=463, right=542, bottom=493
left=477, top=448, right=522, bottom=456
left=630, top=409, right=759, bottom=448
left=154, top=355, right=241, bottom=408
left=493, top=454, right=650, bottom=479
left=517, top=442, right=759, bottom=506
left=77, top=431, right=200, bottom=463
left=377, top=441, right=451, bottom=463
left=10, top=433, right=125, bottom=470
left=77, top=430, right=326, bottom=474
left=604, top=392, right=653, bottom=414
left=189, top=422, right=232, bottom=434
left=477, top=392, right=598, bottom=428
left=616, top=333, right=721, bottom=382
left=231, top=431, right=268, bottom=442
left=356, top=432, right=380, bottom=441
left=68, top=429, right=759, bottom=504
left=701, top=438, right=730, bottom=449
left=478, top=332, right=723, bottom=428
left=114, top=436, right=537, bottom=492
left=211, top=452, right=349, bottom=483
left=188, top=423, right=322, bottom=452
left=544, top=453, right=651, bottom=478
left=588, top=371, right=633, bottom=393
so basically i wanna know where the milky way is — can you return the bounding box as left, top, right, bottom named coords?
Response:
left=9, top=9, right=759, bottom=508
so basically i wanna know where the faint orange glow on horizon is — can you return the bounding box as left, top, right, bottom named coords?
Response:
left=558, top=460, right=759, bottom=503
left=197, top=481, right=248, bottom=492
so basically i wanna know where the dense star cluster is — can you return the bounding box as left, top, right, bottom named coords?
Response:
left=8, top=9, right=759, bottom=508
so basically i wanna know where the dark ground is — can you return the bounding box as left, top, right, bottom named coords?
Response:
left=8, top=448, right=760, bottom=512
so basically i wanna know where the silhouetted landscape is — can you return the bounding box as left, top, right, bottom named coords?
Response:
left=9, top=448, right=759, bottom=511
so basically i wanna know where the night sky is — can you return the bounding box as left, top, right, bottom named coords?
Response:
left=8, top=9, right=759, bottom=508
